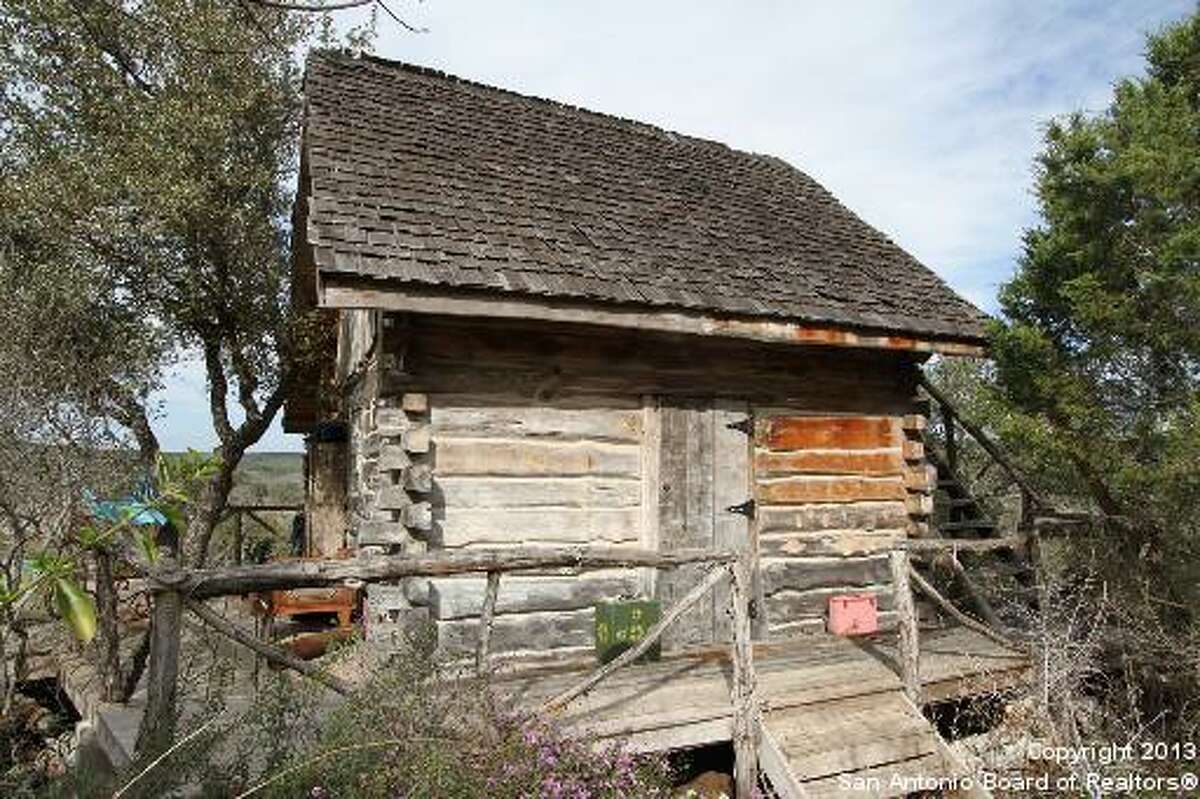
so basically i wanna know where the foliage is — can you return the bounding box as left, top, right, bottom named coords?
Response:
left=78, top=632, right=671, bottom=799
left=989, top=9, right=1200, bottom=579
left=0, top=450, right=219, bottom=650
left=932, top=7, right=1200, bottom=749
left=0, top=1, right=376, bottom=567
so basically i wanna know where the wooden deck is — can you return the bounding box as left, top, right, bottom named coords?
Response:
left=499, top=625, right=1027, bottom=796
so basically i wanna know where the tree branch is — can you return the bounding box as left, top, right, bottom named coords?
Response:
left=184, top=598, right=350, bottom=694
left=65, top=0, right=157, bottom=96
left=246, top=0, right=374, bottom=11
left=202, top=340, right=236, bottom=447
left=228, top=343, right=262, bottom=426
left=105, top=380, right=160, bottom=469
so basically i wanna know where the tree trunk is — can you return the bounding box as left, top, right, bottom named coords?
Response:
left=94, top=547, right=124, bottom=702
left=186, top=447, right=242, bottom=568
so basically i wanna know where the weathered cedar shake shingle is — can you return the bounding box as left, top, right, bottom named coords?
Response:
left=300, top=51, right=989, bottom=344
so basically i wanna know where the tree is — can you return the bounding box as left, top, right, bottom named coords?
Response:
left=0, top=1, right=372, bottom=569
left=990, top=9, right=1200, bottom=592
left=0, top=1, right=382, bottom=716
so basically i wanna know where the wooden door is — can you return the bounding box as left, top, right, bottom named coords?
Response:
left=656, top=398, right=752, bottom=648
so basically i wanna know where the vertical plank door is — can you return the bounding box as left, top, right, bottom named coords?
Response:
left=657, top=398, right=752, bottom=648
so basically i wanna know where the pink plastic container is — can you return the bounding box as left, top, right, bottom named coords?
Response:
left=827, top=593, right=879, bottom=636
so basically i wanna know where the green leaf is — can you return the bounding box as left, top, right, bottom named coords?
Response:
left=161, top=503, right=187, bottom=536
left=53, top=577, right=97, bottom=644
left=77, top=523, right=104, bottom=548
left=136, top=530, right=160, bottom=564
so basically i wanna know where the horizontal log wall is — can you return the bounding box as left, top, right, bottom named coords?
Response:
left=753, top=412, right=922, bottom=637
left=342, top=313, right=929, bottom=654
left=424, top=394, right=647, bottom=657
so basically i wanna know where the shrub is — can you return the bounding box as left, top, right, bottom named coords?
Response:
left=99, top=629, right=672, bottom=799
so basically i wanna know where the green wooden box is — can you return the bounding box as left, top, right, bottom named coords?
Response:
left=594, top=599, right=662, bottom=664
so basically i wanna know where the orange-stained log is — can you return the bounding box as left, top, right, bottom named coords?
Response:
left=754, top=450, right=904, bottom=477
left=758, top=416, right=901, bottom=451
left=758, top=477, right=907, bottom=505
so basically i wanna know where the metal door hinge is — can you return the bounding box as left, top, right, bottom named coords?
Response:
left=725, top=417, right=753, bottom=435
left=725, top=499, right=756, bottom=519
left=748, top=599, right=759, bottom=620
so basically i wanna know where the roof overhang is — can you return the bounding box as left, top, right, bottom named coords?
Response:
left=317, top=272, right=987, bottom=358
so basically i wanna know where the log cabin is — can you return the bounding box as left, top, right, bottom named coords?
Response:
left=284, top=52, right=1024, bottom=795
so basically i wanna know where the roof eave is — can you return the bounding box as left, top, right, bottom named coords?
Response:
left=316, top=271, right=988, bottom=358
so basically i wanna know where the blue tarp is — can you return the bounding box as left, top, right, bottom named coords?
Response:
left=83, top=480, right=166, bottom=527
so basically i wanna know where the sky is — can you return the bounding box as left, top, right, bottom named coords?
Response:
left=153, top=0, right=1196, bottom=453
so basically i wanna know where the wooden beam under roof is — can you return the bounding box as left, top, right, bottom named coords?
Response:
left=318, top=276, right=987, bottom=358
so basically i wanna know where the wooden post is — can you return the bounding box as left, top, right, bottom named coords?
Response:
left=136, top=569, right=182, bottom=757
left=476, top=570, right=501, bottom=675
left=908, top=564, right=1024, bottom=652
left=233, top=511, right=244, bottom=566
left=730, top=557, right=759, bottom=799
left=889, top=550, right=921, bottom=705
left=943, top=403, right=958, bottom=476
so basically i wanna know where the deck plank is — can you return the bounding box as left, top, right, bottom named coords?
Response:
left=500, top=623, right=1025, bottom=786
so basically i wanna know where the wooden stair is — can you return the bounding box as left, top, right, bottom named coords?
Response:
left=926, top=443, right=999, bottom=538
left=758, top=689, right=980, bottom=798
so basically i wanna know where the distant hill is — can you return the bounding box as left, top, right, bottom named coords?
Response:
left=228, top=451, right=304, bottom=507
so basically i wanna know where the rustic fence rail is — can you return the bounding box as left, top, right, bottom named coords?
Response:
left=139, top=545, right=760, bottom=798
left=139, top=534, right=1031, bottom=798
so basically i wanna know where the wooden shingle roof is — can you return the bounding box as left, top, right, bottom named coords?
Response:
left=299, top=51, right=989, bottom=345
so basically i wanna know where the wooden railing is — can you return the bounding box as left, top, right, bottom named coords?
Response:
left=918, top=373, right=1047, bottom=521
left=217, top=503, right=303, bottom=565
left=887, top=538, right=1029, bottom=707
left=139, top=545, right=763, bottom=798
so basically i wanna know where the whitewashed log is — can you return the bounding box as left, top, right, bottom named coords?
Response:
left=401, top=463, right=434, bottom=492
left=378, top=444, right=411, bottom=471
left=428, top=571, right=642, bottom=619
left=402, top=425, right=431, bottom=453
left=540, top=564, right=729, bottom=713
left=376, top=485, right=412, bottom=511
left=757, top=528, right=906, bottom=558
left=761, top=555, right=890, bottom=595
left=433, top=438, right=641, bottom=478
left=375, top=407, right=412, bottom=429
left=438, top=607, right=596, bottom=655
left=765, top=585, right=894, bottom=621
left=757, top=501, right=908, bottom=534
left=436, top=476, right=641, bottom=508
left=431, top=507, right=641, bottom=548
left=355, top=520, right=408, bottom=547
left=903, top=462, right=938, bottom=492
left=403, top=502, right=433, bottom=531
left=431, top=403, right=643, bottom=443
left=401, top=392, right=428, bottom=413
left=757, top=475, right=907, bottom=504
left=905, top=493, right=935, bottom=516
